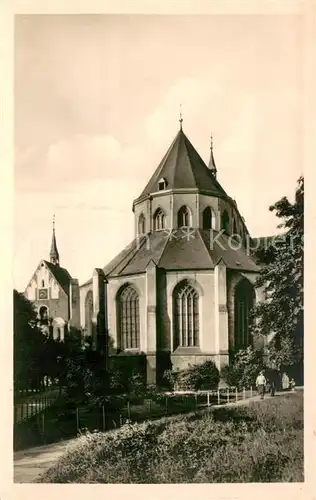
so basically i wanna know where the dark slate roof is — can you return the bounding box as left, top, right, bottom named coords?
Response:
left=135, top=129, right=228, bottom=201
left=43, top=260, right=72, bottom=294
left=199, top=230, right=260, bottom=272
left=208, top=145, right=217, bottom=173
left=103, top=229, right=259, bottom=278
left=49, top=229, right=59, bottom=262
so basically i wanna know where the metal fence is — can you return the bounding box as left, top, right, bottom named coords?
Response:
left=13, top=386, right=256, bottom=450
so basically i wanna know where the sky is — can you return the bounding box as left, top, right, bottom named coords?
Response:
left=14, top=13, right=303, bottom=291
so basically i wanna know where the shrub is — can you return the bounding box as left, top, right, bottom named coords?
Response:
left=221, top=347, right=265, bottom=389
left=108, top=354, right=146, bottom=396
left=38, top=392, right=303, bottom=483
left=164, top=360, right=220, bottom=391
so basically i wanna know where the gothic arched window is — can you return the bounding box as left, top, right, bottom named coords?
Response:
left=118, top=284, right=140, bottom=349
left=202, top=206, right=214, bottom=230
left=221, top=209, right=229, bottom=234
left=173, top=280, right=199, bottom=348
left=177, top=206, right=190, bottom=228
left=153, top=208, right=166, bottom=230
left=234, top=278, right=255, bottom=350
left=233, top=218, right=238, bottom=236
left=85, top=290, right=93, bottom=336
left=138, top=213, right=146, bottom=235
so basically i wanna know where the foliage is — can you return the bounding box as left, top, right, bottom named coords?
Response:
left=61, top=332, right=108, bottom=404
left=38, top=392, right=303, bottom=483
left=13, top=288, right=90, bottom=395
left=164, top=360, right=220, bottom=391
left=62, top=347, right=147, bottom=405
left=251, top=177, right=304, bottom=375
left=221, top=347, right=265, bottom=389
left=107, top=354, right=147, bottom=397
left=13, top=290, right=47, bottom=391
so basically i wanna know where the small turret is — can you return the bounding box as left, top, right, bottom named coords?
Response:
left=208, top=134, right=217, bottom=178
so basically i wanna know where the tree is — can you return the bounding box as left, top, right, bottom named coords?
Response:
left=221, top=347, right=265, bottom=389
left=251, top=176, right=303, bottom=379
left=13, top=290, right=46, bottom=391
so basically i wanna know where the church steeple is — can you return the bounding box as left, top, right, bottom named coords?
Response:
left=50, top=215, right=60, bottom=266
left=208, top=134, right=217, bottom=178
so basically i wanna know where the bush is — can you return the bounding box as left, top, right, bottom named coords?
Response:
left=38, top=392, right=303, bottom=483
left=164, top=360, right=220, bottom=391
left=108, top=354, right=146, bottom=396
left=221, top=347, right=265, bottom=389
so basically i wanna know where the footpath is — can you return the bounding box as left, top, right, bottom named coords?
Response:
left=14, top=438, right=77, bottom=483
left=14, top=388, right=301, bottom=483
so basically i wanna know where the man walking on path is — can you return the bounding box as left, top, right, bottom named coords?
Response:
left=256, top=371, right=267, bottom=400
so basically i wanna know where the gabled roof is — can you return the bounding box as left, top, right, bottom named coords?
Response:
left=43, top=260, right=72, bottom=294
left=135, top=129, right=228, bottom=202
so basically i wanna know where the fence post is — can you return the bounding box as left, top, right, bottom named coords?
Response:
left=226, top=388, right=229, bottom=404
left=149, top=399, right=152, bottom=414
left=207, top=392, right=210, bottom=407
left=217, top=389, right=220, bottom=405
left=42, top=413, right=45, bottom=443
left=102, top=406, right=105, bottom=431
left=250, top=386, right=253, bottom=398
left=243, top=387, right=246, bottom=400
left=76, top=407, right=79, bottom=431
left=235, top=387, right=238, bottom=402
left=165, top=396, right=168, bottom=415
left=195, top=393, right=198, bottom=409
left=26, top=402, right=29, bottom=420
left=127, top=401, right=131, bottom=420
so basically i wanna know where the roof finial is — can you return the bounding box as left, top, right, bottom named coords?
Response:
left=210, top=133, right=213, bottom=151
left=179, top=104, right=183, bottom=130
left=53, top=213, right=55, bottom=231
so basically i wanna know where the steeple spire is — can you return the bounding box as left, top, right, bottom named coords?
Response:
left=208, top=133, right=217, bottom=178
left=179, top=104, right=183, bottom=130
left=50, top=214, right=60, bottom=266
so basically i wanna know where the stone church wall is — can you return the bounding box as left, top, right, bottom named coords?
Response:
left=164, top=270, right=216, bottom=354
left=106, top=274, right=146, bottom=351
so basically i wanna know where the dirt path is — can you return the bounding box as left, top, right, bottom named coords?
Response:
left=14, top=438, right=77, bottom=483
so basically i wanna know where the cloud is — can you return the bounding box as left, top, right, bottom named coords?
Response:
left=145, top=77, right=224, bottom=146
left=15, top=133, right=151, bottom=193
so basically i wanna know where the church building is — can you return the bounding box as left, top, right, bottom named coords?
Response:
left=79, top=121, right=264, bottom=384
left=24, top=218, right=81, bottom=339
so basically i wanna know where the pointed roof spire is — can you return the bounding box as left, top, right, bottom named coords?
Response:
left=179, top=104, right=183, bottom=130
left=135, top=128, right=227, bottom=201
left=50, top=214, right=60, bottom=266
left=208, top=133, right=217, bottom=178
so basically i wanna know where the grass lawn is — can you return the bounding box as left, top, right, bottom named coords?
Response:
left=38, top=391, right=303, bottom=483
